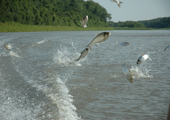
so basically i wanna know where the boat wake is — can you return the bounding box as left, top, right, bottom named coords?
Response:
left=10, top=49, right=81, bottom=120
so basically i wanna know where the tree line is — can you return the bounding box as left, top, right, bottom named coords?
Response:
left=0, top=0, right=111, bottom=27
left=139, top=17, right=170, bottom=29
left=0, top=0, right=169, bottom=29
left=108, top=17, right=170, bottom=29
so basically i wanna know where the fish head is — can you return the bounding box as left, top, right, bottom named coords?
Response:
left=4, top=45, right=10, bottom=50
left=85, top=47, right=89, bottom=52
left=83, top=15, right=88, bottom=20
left=137, top=59, right=142, bottom=64
left=103, top=32, right=111, bottom=40
left=86, top=15, right=88, bottom=19
left=103, top=32, right=111, bottom=37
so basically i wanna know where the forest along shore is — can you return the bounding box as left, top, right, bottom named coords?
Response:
left=1, top=0, right=169, bottom=32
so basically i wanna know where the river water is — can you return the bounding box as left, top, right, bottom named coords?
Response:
left=0, top=30, right=170, bottom=120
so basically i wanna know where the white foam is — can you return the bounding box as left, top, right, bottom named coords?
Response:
left=0, top=96, right=45, bottom=120
left=12, top=60, right=81, bottom=120
left=9, top=51, right=22, bottom=58
left=130, top=65, right=153, bottom=79
left=37, top=40, right=48, bottom=44
left=47, top=77, right=81, bottom=120
left=53, top=45, right=86, bottom=67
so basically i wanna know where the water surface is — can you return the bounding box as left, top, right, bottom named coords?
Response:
left=0, top=30, right=170, bottom=120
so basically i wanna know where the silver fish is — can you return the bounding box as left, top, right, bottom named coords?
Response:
left=110, top=0, right=123, bottom=8
left=164, top=45, right=170, bottom=52
left=86, top=32, right=111, bottom=50
left=122, top=62, right=133, bottom=83
left=80, top=15, right=88, bottom=28
left=75, top=48, right=89, bottom=61
left=4, top=45, right=15, bottom=51
left=137, top=54, right=151, bottom=64
left=116, top=41, right=129, bottom=46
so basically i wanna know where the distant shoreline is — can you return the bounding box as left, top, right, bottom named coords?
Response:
left=114, top=27, right=170, bottom=30
left=0, top=22, right=169, bottom=32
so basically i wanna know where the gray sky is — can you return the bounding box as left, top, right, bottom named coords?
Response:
left=85, top=0, right=170, bottom=22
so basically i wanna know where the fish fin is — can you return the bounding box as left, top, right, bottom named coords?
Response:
left=86, top=45, right=92, bottom=52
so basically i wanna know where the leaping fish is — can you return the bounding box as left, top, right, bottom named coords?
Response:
left=116, top=41, right=130, bottom=46
left=122, top=62, right=133, bottom=83
left=164, top=45, right=170, bottom=52
left=86, top=32, right=111, bottom=51
left=80, top=15, right=88, bottom=28
left=110, top=0, right=123, bottom=8
left=4, top=45, right=15, bottom=51
left=75, top=48, right=89, bottom=61
left=137, top=54, right=151, bottom=64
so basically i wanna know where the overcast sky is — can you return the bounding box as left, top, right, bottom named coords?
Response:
left=85, top=0, right=170, bottom=22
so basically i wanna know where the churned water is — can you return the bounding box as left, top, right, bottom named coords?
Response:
left=0, top=30, right=170, bottom=120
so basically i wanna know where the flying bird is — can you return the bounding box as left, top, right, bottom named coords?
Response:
left=75, top=48, right=89, bottom=61
left=86, top=32, right=111, bottom=51
left=116, top=41, right=130, bottom=46
left=164, top=45, right=170, bottom=52
left=122, top=62, right=133, bottom=83
left=137, top=54, right=151, bottom=64
left=80, top=15, right=88, bottom=28
left=110, top=0, right=123, bottom=8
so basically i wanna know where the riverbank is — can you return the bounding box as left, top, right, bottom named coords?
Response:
left=0, top=22, right=114, bottom=32
left=1, top=22, right=169, bottom=32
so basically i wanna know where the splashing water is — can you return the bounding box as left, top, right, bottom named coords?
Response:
left=9, top=51, right=22, bottom=58
left=37, top=40, right=48, bottom=45
left=130, top=65, right=153, bottom=79
left=53, top=45, right=87, bottom=67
